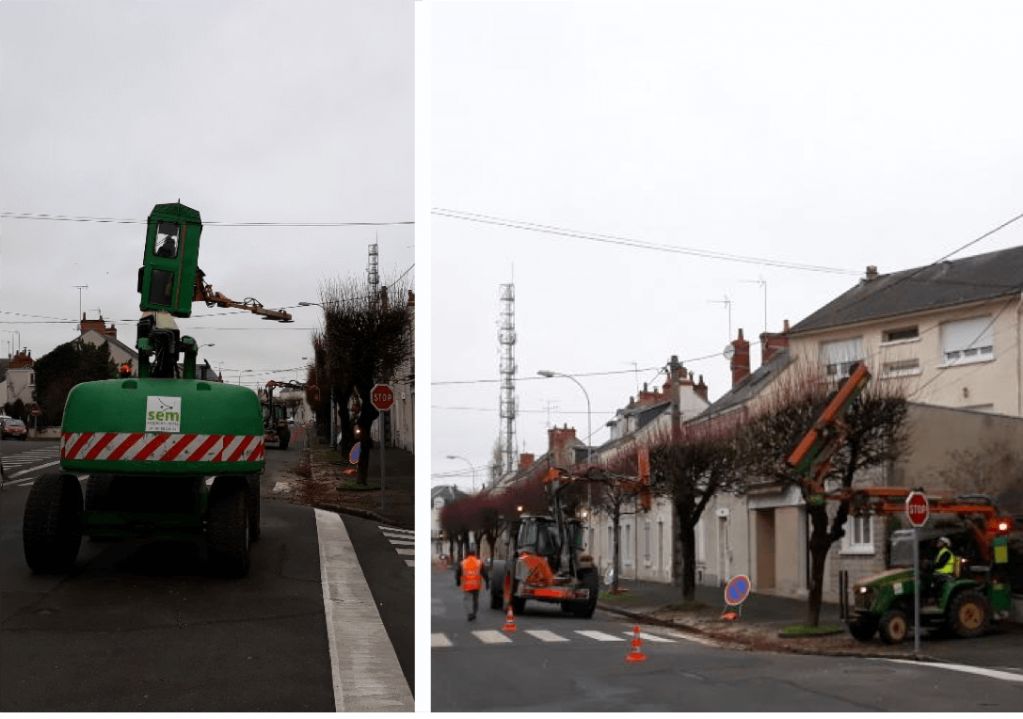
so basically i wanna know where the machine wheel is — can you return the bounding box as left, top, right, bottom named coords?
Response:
left=23, top=473, right=83, bottom=573
left=246, top=475, right=262, bottom=542
left=511, top=596, right=526, bottom=615
left=948, top=590, right=990, bottom=638
left=278, top=428, right=291, bottom=451
left=489, top=561, right=505, bottom=610
left=878, top=608, right=909, bottom=645
left=207, top=477, right=250, bottom=578
left=570, top=568, right=600, bottom=618
left=847, top=616, right=879, bottom=642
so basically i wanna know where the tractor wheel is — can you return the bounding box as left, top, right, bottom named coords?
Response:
left=279, top=428, right=291, bottom=451
left=246, top=475, right=262, bottom=542
left=489, top=562, right=505, bottom=610
left=511, top=596, right=526, bottom=615
left=948, top=590, right=990, bottom=639
left=848, top=616, right=879, bottom=642
left=570, top=568, right=600, bottom=618
left=207, top=477, right=250, bottom=578
left=23, top=473, right=83, bottom=574
left=878, top=608, right=909, bottom=645
left=84, top=475, right=115, bottom=511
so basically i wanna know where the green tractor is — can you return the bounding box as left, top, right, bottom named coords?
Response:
left=847, top=506, right=1015, bottom=644
left=22, top=202, right=292, bottom=577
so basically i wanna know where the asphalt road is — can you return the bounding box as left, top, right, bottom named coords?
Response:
left=0, top=437, right=413, bottom=711
left=431, top=566, right=1023, bottom=712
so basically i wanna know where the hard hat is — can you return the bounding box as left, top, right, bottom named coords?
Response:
left=937, top=536, right=951, bottom=547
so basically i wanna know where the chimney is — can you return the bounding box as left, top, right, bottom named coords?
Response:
left=547, top=425, right=578, bottom=468
left=695, top=374, right=708, bottom=402
left=759, top=319, right=790, bottom=365
left=9, top=349, right=34, bottom=369
left=864, top=265, right=878, bottom=281
left=730, top=329, right=751, bottom=387
left=79, top=313, right=116, bottom=338
left=518, top=452, right=535, bottom=470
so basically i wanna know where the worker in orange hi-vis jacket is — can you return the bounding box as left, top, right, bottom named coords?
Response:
left=455, top=544, right=487, bottom=621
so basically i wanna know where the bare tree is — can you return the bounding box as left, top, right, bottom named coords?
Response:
left=647, top=419, right=742, bottom=601
left=738, top=367, right=908, bottom=626
left=317, top=278, right=413, bottom=485
left=586, top=452, right=644, bottom=594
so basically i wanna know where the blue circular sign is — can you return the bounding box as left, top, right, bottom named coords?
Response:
left=723, top=574, right=751, bottom=606
left=349, top=441, right=361, bottom=465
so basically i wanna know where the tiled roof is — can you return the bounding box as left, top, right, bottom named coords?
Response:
left=698, top=349, right=793, bottom=418
left=791, top=245, right=1023, bottom=335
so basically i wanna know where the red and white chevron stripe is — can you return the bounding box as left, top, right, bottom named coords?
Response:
left=61, top=432, right=265, bottom=464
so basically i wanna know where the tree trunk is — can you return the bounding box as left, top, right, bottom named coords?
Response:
left=806, top=504, right=831, bottom=627
left=681, top=520, right=697, bottom=601
left=354, top=380, right=380, bottom=485
left=612, top=508, right=621, bottom=593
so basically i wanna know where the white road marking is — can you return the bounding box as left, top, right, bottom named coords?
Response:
left=575, top=630, right=625, bottom=642
left=432, top=633, right=452, bottom=648
left=10, top=460, right=59, bottom=478
left=387, top=538, right=414, bottom=546
left=314, top=509, right=413, bottom=712
left=405, top=559, right=414, bottom=567
left=525, top=629, right=569, bottom=643
left=473, top=630, right=513, bottom=644
left=395, top=548, right=414, bottom=556
left=643, top=626, right=722, bottom=647
left=885, top=658, right=1023, bottom=684
left=623, top=630, right=676, bottom=643
left=379, top=525, right=413, bottom=535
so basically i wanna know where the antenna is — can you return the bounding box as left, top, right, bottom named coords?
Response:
left=707, top=295, right=733, bottom=340
left=499, top=283, right=517, bottom=476
left=740, top=277, right=768, bottom=334
left=73, top=285, right=88, bottom=326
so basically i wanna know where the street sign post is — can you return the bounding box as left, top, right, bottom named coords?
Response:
left=721, top=574, right=751, bottom=621
left=905, top=491, right=929, bottom=656
left=370, top=384, right=393, bottom=512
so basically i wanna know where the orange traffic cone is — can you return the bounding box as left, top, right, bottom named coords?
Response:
left=625, top=625, right=647, bottom=663
left=502, top=605, right=517, bottom=633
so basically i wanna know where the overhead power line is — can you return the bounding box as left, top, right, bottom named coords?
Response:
left=433, top=208, right=860, bottom=275
left=0, top=211, right=414, bottom=227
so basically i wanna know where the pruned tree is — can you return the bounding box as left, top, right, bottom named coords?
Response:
left=737, top=367, right=908, bottom=626
left=317, top=278, right=413, bottom=485
left=586, top=450, right=644, bottom=593
left=647, top=418, right=743, bottom=601
left=33, top=340, right=117, bottom=426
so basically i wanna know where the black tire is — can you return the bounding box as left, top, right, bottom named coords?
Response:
left=511, top=596, right=526, bottom=615
left=279, top=428, right=290, bottom=451
left=84, top=475, right=115, bottom=511
left=23, top=473, right=83, bottom=573
left=246, top=475, right=261, bottom=542
left=570, top=568, right=600, bottom=618
left=878, top=608, right=909, bottom=645
left=489, top=561, right=506, bottom=610
left=948, top=590, right=990, bottom=639
left=207, top=477, right=250, bottom=577
left=848, top=616, right=879, bottom=642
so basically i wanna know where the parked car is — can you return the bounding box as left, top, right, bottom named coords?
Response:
left=1, top=418, right=28, bottom=440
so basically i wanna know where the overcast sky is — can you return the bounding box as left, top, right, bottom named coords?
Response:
left=431, top=0, right=1023, bottom=492
left=0, top=0, right=412, bottom=389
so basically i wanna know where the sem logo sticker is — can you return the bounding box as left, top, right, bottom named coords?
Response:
left=893, top=582, right=903, bottom=595
left=146, top=395, right=182, bottom=433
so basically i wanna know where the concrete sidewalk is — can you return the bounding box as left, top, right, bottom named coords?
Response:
left=597, top=578, right=1023, bottom=671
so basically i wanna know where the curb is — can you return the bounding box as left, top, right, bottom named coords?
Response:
left=597, top=602, right=935, bottom=661
left=313, top=502, right=391, bottom=525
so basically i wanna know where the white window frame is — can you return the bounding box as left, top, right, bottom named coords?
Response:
left=840, top=515, right=875, bottom=555
left=940, top=316, right=994, bottom=367
left=881, top=358, right=921, bottom=379
left=820, top=337, right=865, bottom=378
left=644, top=521, right=651, bottom=566
left=623, top=523, right=632, bottom=567
left=880, top=326, right=920, bottom=346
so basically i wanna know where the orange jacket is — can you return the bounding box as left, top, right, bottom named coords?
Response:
left=460, top=555, right=482, bottom=592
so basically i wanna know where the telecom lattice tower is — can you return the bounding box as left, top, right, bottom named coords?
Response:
left=498, top=283, right=517, bottom=477
left=368, top=242, right=380, bottom=290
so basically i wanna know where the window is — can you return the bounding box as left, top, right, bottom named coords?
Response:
left=644, top=521, right=651, bottom=564
left=881, top=359, right=920, bottom=378
left=941, top=317, right=994, bottom=366
left=820, top=337, right=864, bottom=377
left=623, top=523, right=631, bottom=566
left=882, top=326, right=919, bottom=344
left=658, top=521, right=664, bottom=572
left=842, top=515, right=874, bottom=554
left=607, top=526, right=612, bottom=557
left=155, top=222, right=180, bottom=258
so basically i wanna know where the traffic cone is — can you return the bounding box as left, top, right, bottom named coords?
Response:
left=502, top=605, right=517, bottom=633
left=625, top=625, right=647, bottom=663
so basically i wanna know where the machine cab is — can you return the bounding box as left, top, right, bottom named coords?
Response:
left=138, top=202, right=203, bottom=317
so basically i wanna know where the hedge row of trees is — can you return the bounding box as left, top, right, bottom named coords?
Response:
left=441, top=367, right=908, bottom=626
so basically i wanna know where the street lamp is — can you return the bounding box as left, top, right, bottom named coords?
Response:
left=538, top=369, right=594, bottom=545
left=446, top=454, right=477, bottom=493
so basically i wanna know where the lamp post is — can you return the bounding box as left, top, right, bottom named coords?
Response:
left=538, top=369, right=593, bottom=546
left=446, top=454, right=477, bottom=493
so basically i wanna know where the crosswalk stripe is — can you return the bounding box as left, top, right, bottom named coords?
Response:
left=432, top=633, right=452, bottom=648
left=622, top=630, right=675, bottom=643
left=405, top=559, right=414, bottom=567
left=473, top=630, right=513, bottom=644
left=574, top=630, right=624, bottom=642
left=395, top=548, right=414, bottom=556
left=10, top=461, right=59, bottom=478
left=388, top=538, right=414, bottom=546
left=378, top=525, right=413, bottom=535
left=525, top=629, right=569, bottom=643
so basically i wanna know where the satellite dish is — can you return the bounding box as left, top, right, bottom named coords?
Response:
left=723, top=344, right=735, bottom=361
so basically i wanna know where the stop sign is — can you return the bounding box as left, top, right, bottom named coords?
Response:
left=905, top=491, right=929, bottom=527
left=370, top=383, right=394, bottom=412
